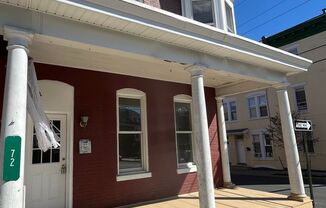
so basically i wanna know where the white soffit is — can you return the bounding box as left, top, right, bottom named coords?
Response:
left=0, top=0, right=312, bottom=75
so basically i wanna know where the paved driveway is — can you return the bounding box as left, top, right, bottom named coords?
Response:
left=231, top=167, right=326, bottom=208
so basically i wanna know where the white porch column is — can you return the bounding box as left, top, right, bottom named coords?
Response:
left=0, top=26, right=33, bottom=208
left=188, top=65, right=216, bottom=208
left=276, top=84, right=306, bottom=201
left=216, top=97, right=234, bottom=188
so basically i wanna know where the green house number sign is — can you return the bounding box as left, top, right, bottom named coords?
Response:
left=3, top=136, right=21, bottom=181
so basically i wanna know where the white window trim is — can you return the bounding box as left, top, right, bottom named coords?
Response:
left=181, top=0, right=236, bottom=31
left=223, top=97, right=237, bottom=122
left=177, top=165, right=197, bottom=174
left=247, top=91, right=269, bottom=120
left=292, top=83, right=308, bottom=112
left=116, top=172, right=152, bottom=182
left=116, top=88, right=151, bottom=180
left=250, top=129, right=273, bottom=160
left=174, top=94, right=197, bottom=174
left=224, top=0, right=236, bottom=33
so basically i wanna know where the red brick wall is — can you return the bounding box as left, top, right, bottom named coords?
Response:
left=144, top=0, right=182, bottom=15
left=0, top=39, right=222, bottom=208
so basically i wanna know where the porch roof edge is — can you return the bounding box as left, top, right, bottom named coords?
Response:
left=0, top=0, right=312, bottom=78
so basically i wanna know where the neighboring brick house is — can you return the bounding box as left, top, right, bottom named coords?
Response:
left=225, top=11, right=326, bottom=171
left=0, top=0, right=312, bottom=207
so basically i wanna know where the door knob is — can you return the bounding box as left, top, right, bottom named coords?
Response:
left=61, top=164, right=67, bottom=174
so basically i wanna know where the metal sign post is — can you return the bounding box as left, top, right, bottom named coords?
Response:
left=294, top=120, right=314, bottom=207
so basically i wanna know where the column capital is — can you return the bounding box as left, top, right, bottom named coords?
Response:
left=3, top=25, right=34, bottom=48
left=215, top=96, right=224, bottom=104
left=185, top=65, right=206, bottom=77
left=273, top=82, right=290, bottom=91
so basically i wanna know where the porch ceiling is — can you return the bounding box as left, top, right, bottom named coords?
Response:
left=30, top=40, right=251, bottom=89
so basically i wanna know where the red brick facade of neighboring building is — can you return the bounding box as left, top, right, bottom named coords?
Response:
left=0, top=37, right=223, bottom=207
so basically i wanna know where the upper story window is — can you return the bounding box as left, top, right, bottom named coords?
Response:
left=192, top=0, right=214, bottom=25
left=174, top=95, right=196, bottom=173
left=225, top=0, right=235, bottom=33
left=181, top=0, right=236, bottom=32
left=247, top=92, right=268, bottom=119
left=117, top=89, right=150, bottom=179
left=223, top=98, right=237, bottom=122
left=294, top=85, right=308, bottom=112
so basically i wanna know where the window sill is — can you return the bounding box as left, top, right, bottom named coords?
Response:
left=177, top=165, right=197, bottom=174
left=116, top=172, right=152, bottom=182
left=248, top=116, right=269, bottom=121
left=253, top=157, right=274, bottom=161
left=298, top=110, right=309, bottom=114
left=226, top=120, right=238, bottom=124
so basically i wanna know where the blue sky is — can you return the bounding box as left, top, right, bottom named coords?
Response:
left=235, top=0, right=325, bottom=41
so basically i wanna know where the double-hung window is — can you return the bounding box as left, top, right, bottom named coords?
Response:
left=294, top=86, right=308, bottom=112
left=252, top=131, right=273, bottom=159
left=117, top=89, right=150, bottom=181
left=223, top=98, right=237, bottom=122
left=247, top=92, right=268, bottom=119
left=174, top=95, right=196, bottom=173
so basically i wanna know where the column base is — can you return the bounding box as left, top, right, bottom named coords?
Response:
left=223, top=182, right=236, bottom=189
left=288, top=193, right=310, bottom=202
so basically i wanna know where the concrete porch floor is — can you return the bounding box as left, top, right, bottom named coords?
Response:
left=131, top=187, right=312, bottom=208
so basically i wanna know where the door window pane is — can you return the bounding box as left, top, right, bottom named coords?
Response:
left=175, top=102, right=192, bottom=131
left=119, top=98, right=141, bottom=131
left=42, top=150, right=51, bottom=163
left=52, top=148, right=60, bottom=162
left=192, top=0, right=214, bottom=24
left=32, top=119, right=61, bottom=164
left=32, top=150, right=41, bottom=164
left=119, top=134, right=142, bottom=170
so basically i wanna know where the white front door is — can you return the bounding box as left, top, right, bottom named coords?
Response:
left=236, top=139, right=246, bottom=164
left=25, top=114, right=67, bottom=208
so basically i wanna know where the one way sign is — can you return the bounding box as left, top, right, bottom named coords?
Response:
left=294, top=120, right=312, bottom=131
